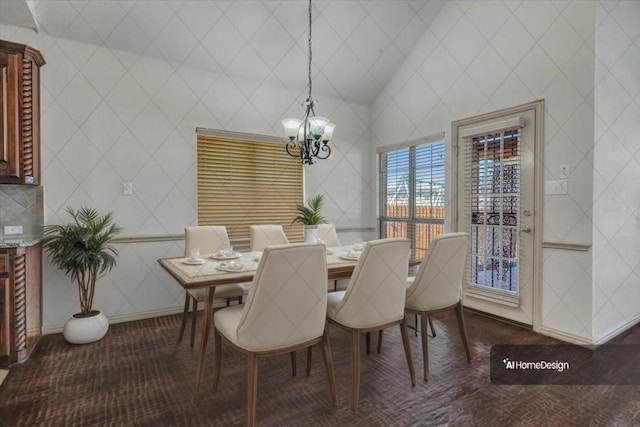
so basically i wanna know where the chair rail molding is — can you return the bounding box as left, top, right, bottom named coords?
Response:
left=542, top=241, right=591, bottom=251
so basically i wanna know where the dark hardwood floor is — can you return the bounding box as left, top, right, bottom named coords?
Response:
left=1, top=309, right=639, bottom=426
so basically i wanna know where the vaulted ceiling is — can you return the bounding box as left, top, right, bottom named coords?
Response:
left=0, top=0, right=445, bottom=105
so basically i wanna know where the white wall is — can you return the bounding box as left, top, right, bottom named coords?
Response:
left=4, top=0, right=638, bottom=342
left=0, top=23, right=374, bottom=332
left=371, top=0, right=597, bottom=342
left=592, top=1, right=640, bottom=343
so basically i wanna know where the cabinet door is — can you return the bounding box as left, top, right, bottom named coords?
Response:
left=0, top=277, right=11, bottom=363
left=0, top=251, right=12, bottom=363
left=0, top=51, right=21, bottom=181
left=25, top=245, right=41, bottom=355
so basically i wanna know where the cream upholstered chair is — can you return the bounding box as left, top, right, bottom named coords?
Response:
left=250, top=224, right=310, bottom=376
left=326, top=238, right=415, bottom=411
left=317, top=223, right=344, bottom=291
left=177, top=226, right=247, bottom=347
left=405, top=232, right=471, bottom=381
left=213, top=242, right=337, bottom=427
left=317, top=223, right=341, bottom=247
left=406, top=280, right=436, bottom=338
left=249, top=224, right=289, bottom=251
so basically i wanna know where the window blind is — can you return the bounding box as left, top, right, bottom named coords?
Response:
left=197, top=131, right=304, bottom=242
left=378, top=133, right=445, bottom=259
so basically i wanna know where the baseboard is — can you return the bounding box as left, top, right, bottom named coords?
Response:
left=538, top=315, right=640, bottom=346
left=464, top=307, right=594, bottom=345
left=537, top=325, right=593, bottom=345
left=593, top=314, right=640, bottom=345
left=42, top=306, right=184, bottom=335
left=463, top=306, right=533, bottom=330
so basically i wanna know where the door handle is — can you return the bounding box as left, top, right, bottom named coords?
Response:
left=521, top=226, right=532, bottom=233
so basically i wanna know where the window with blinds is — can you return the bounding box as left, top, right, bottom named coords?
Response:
left=378, top=133, right=445, bottom=259
left=197, top=130, right=304, bottom=243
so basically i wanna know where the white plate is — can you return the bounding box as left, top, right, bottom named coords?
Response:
left=183, top=258, right=205, bottom=265
left=211, top=252, right=241, bottom=260
left=216, top=262, right=245, bottom=272
left=339, top=254, right=360, bottom=261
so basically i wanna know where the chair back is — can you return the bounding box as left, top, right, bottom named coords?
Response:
left=333, top=238, right=410, bottom=328
left=249, top=225, right=289, bottom=251
left=236, top=243, right=328, bottom=351
left=184, top=226, right=229, bottom=256
left=406, top=232, right=469, bottom=311
left=317, top=223, right=341, bottom=247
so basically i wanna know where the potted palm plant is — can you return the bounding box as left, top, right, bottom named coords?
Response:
left=42, top=207, right=122, bottom=344
left=292, top=194, right=327, bottom=242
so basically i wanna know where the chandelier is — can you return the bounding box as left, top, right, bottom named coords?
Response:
left=281, top=0, right=335, bottom=165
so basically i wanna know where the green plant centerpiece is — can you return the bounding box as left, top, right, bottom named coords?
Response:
left=292, top=194, right=326, bottom=242
left=42, top=207, right=122, bottom=344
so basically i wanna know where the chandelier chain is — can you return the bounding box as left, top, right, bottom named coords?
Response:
left=307, top=0, right=312, bottom=102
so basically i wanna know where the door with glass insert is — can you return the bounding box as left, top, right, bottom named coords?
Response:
left=456, top=105, right=539, bottom=325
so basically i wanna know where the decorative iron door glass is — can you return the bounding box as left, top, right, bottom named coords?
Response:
left=469, top=129, right=520, bottom=293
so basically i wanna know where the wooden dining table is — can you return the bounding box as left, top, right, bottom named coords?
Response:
left=158, top=246, right=364, bottom=405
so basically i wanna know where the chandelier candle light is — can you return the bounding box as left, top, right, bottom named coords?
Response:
left=282, top=0, right=335, bottom=165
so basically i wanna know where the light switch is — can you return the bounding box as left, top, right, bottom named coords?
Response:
left=545, top=180, right=568, bottom=195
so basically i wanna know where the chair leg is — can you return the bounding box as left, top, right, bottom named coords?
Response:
left=321, top=326, right=338, bottom=405
left=428, top=315, right=436, bottom=337
left=420, top=313, right=430, bottom=381
left=247, top=353, right=258, bottom=427
left=213, top=329, right=222, bottom=392
left=190, top=296, right=198, bottom=348
left=400, top=320, right=416, bottom=386
left=290, top=351, right=297, bottom=376
left=176, top=293, right=190, bottom=345
left=455, top=302, right=472, bottom=363
left=414, top=313, right=418, bottom=337
left=351, top=330, right=361, bottom=411
left=365, top=332, right=371, bottom=355
left=377, top=329, right=383, bottom=354
left=306, top=346, right=312, bottom=377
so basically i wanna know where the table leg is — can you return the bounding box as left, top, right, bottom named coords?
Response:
left=192, top=286, right=215, bottom=406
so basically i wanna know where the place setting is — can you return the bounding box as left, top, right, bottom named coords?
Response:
left=339, top=242, right=365, bottom=261
left=211, top=241, right=242, bottom=260
left=183, top=248, right=206, bottom=265
left=216, top=259, right=254, bottom=273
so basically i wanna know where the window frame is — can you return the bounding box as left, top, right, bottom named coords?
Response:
left=377, top=132, right=446, bottom=259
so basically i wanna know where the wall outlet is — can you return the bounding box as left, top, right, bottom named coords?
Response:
left=4, top=225, right=23, bottom=235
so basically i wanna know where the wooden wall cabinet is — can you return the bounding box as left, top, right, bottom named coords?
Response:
left=0, top=40, right=45, bottom=185
left=0, top=244, right=42, bottom=366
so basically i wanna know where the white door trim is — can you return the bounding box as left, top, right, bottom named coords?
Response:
left=451, top=100, right=544, bottom=332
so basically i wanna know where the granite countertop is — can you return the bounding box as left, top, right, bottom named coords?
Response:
left=0, top=235, right=43, bottom=248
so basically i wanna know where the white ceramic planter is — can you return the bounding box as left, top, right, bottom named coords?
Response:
left=63, top=310, right=109, bottom=344
left=304, top=226, right=320, bottom=243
